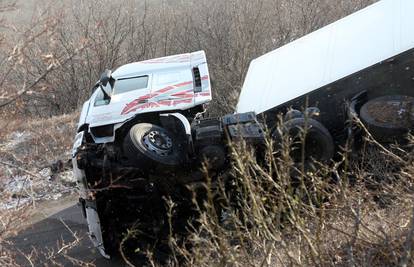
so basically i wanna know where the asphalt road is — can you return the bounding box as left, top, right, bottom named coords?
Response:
left=11, top=204, right=127, bottom=266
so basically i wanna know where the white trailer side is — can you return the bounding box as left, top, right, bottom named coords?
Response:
left=237, top=0, right=414, bottom=115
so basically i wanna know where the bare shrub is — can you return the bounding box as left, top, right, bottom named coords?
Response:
left=1, top=0, right=377, bottom=117
left=0, top=113, right=78, bottom=266
left=106, top=115, right=414, bottom=267
left=156, top=124, right=414, bottom=267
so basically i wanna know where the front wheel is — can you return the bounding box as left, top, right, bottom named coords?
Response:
left=123, top=123, right=181, bottom=168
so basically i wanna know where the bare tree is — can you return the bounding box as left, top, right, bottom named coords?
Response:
left=1, top=0, right=377, bottom=117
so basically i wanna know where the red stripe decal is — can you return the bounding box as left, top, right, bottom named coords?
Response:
left=174, top=81, right=193, bottom=87
left=121, top=80, right=194, bottom=115
left=198, top=92, right=211, bottom=97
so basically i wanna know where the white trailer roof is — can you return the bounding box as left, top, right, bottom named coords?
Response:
left=237, top=0, right=414, bottom=114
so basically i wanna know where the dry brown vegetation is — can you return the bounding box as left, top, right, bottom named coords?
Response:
left=0, top=113, right=78, bottom=266
left=1, top=0, right=376, bottom=117
left=154, top=123, right=414, bottom=267
left=4, top=0, right=414, bottom=267
left=0, top=114, right=77, bottom=168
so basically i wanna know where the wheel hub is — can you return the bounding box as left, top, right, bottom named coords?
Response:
left=142, top=130, right=173, bottom=156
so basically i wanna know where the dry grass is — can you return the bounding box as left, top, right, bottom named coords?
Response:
left=0, top=112, right=86, bottom=266
left=0, top=204, right=31, bottom=267
left=139, top=124, right=414, bottom=267
left=0, top=116, right=413, bottom=267
left=0, top=113, right=77, bottom=171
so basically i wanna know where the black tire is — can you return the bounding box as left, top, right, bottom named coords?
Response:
left=123, top=123, right=181, bottom=167
left=359, top=95, right=414, bottom=143
left=273, top=118, right=334, bottom=163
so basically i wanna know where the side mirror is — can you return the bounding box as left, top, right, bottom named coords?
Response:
left=100, top=69, right=112, bottom=86
left=99, top=84, right=112, bottom=100
left=98, top=69, right=113, bottom=100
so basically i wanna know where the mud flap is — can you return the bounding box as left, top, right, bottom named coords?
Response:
left=160, top=112, right=194, bottom=155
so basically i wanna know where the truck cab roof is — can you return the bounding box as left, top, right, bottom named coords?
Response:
left=112, top=52, right=206, bottom=79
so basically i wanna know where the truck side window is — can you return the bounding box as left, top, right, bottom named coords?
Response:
left=114, top=75, right=149, bottom=95
left=94, top=76, right=149, bottom=106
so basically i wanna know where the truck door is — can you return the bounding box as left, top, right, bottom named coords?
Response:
left=151, top=69, right=195, bottom=110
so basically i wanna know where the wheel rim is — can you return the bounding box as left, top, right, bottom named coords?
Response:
left=142, top=130, right=173, bottom=156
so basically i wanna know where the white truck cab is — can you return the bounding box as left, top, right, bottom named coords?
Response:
left=77, top=50, right=211, bottom=143
left=72, top=51, right=217, bottom=258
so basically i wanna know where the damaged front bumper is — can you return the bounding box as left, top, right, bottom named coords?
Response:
left=72, top=132, right=110, bottom=259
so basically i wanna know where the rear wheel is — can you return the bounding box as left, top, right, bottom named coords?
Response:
left=273, top=118, right=334, bottom=163
left=123, top=123, right=181, bottom=167
left=360, top=95, right=414, bottom=143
